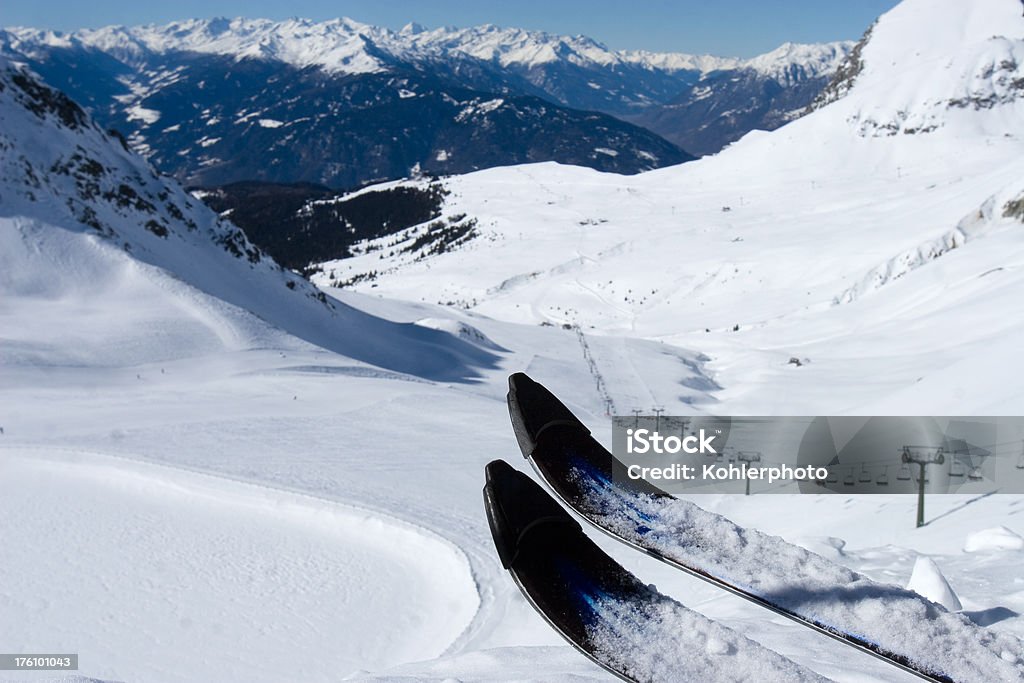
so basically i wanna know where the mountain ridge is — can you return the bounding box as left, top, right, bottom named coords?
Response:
left=2, top=18, right=853, bottom=171
left=1, top=23, right=698, bottom=186
left=3, top=17, right=848, bottom=78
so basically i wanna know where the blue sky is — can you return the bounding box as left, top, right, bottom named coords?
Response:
left=2, top=1, right=900, bottom=58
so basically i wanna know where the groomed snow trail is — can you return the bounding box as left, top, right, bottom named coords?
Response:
left=0, top=448, right=480, bottom=683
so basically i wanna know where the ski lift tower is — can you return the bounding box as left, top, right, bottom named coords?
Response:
left=737, top=450, right=762, bottom=496
left=902, top=445, right=944, bottom=528
left=652, top=407, right=665, bottom=431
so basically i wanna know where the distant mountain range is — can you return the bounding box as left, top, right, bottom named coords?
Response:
left=1, top=19, right=851, bottom=187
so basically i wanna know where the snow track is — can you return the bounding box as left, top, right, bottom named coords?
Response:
left=572, top=324, right=616, bottom=416
left=0, top=448, right=480, bottom=683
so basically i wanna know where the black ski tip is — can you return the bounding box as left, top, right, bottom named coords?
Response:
left=484, top=458, right=520, bottom=488
left=483, top=459, right=580, bottom=570
left=507, top=373, right=589, bottom=457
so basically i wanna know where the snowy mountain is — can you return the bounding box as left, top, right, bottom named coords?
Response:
left=629, top=41, right=853, bottom=156
left=0, top=19, right=853, bottom=189
left=0, top=56, right=499, bottom=381
left=392, top=22, right=739, bottom=116
left=0, top=21, right=694, bottom=186
left=2, top=17, right=820, bottom=90
left=744, top=41, right=853, bottom=85
left=33, top=18, right=847, bottom=119
left=814, top=0, right=1024, bottom=137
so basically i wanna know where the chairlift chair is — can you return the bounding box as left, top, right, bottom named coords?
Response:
left=968, top=466, right=984, bottom=481
left=949, top=459, right=966, bottom=478
left=843, top=468, right=855, bottom=486
left=897, top=463, right=912, bottom=481
left=858, top=464, right=872, bottom=483
left=876, top=466, right=889, bottom=486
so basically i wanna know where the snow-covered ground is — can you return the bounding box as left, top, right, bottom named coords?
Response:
left=3, top=0, right=1024, bottom=681
left=2, top=275, right=1022, bottom=682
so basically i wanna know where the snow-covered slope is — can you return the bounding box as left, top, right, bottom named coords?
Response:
left=315, top=0, right=1024, bottom=412
left=821, top=0, right=1024, bottom=136
left=0, top=56, right=498, bottom=380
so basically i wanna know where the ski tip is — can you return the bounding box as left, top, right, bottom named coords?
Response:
left=484, top=458, right=519, bottom=487
left=507, top=373, right=589, bottom=457
left=483, top=459, right=580, bottom=570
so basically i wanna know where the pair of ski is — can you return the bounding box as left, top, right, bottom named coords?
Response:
left=483, top=373, right=1024, bottom=682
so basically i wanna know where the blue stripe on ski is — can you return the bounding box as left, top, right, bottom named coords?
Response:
left=567, top=448, right=653, bottom=534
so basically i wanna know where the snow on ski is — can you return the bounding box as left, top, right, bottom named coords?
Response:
left=506, top=372, right=1024, bottom=683
left=483, top=459, right=834, bottom=683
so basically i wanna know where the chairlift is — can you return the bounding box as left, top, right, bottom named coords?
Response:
left=1017, top=444, right=1024, bottom=470
left=968, top=466, right=984, bottom=481
left=843, top=468, right=855, bottom=486
left=949, top=459, right=966, bottom=478
left=897, top=463, right=912, bottom=481
left=876, top=466, right=889, bottom=486
left=826, top=468, right=839, bottom=484
left=858, top=464, right=872, bottom=483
